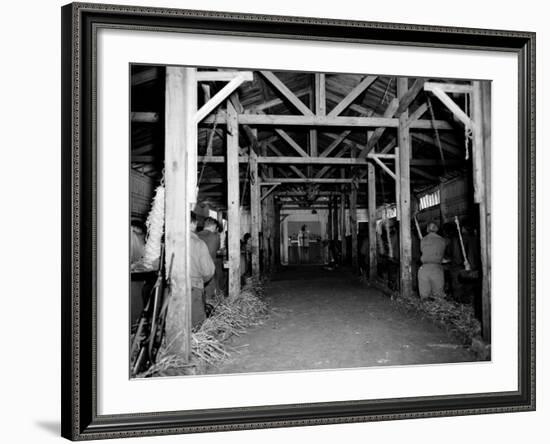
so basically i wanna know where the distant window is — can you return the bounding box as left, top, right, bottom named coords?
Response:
left=419, top=189, right=440, bottom=210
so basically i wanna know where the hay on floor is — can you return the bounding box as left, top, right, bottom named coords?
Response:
left=137, top=280, right=268, bottom=378
left=394, top=294, right=482, bottom=346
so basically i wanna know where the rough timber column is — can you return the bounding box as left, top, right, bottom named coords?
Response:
left=397, top=77, right=413, bottom=298
left=227, top=100, right=240, bottom=298
left=350, top=182, right=358, bottom=268
left=164, top=67, right=195, bottom=360
left=274, top=199, right=281, bottom=268
left=367, top=162, right=377, bottom=280
left=472, top=81, right=492, bottom=341
left=332, top=195, right=339, bottom=255
left=250, top=151, right=260, bottom=278
left=340, top=189, right=347, bottom=263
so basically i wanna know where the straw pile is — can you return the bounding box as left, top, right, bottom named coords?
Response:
left=137, top=280, right=268, bottom=378
left=394, top=295, right=481, bottom=346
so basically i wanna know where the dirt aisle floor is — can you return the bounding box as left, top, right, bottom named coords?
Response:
left=206, top=266, right=476, bottom=375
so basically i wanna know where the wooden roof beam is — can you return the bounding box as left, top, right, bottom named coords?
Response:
left=274, top=129, right=309, bottom=157
left=195, top=72, right=253, bottom=123
left=328, top=76, right=378, bottom=117
left=325, top=91, right=374, bottom=116
left=259, top=71, right=314, bottom=116
left=196, top=70, right=254, bottom=82
left=424, top=82, right=473, bottom=94
left=319, top=131, right=352, bottom=157
left=237, top=114, right=398, bottom=127
left=199, top=113, right=452, bottom=129
left=358, top=79, right=425, bottom=158
left=425, top=83, right=472, bottom=129
left=358, top=99, right=400, bottom=157
left=263, top=178, right=368, bottom=184
left=265, top=143, right=307, bottom=178
left=251, top=87, right=311, bottom=112
left=406, top=103, right=429, bottom=124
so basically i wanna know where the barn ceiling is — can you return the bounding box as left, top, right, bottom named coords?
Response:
left=131, top=65, right=472, bottom=210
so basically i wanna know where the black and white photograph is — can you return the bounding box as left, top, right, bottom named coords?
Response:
left=129, top=66, right=492, bottom=378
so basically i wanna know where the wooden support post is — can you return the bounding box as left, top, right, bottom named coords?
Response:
left=264, top=194, right=275, bottom=272
left=274, top=200, right=281, bottom=268
left=227, top=100, right=241, bottom=298
left=309, top=73, right=325, bottom=178
left=395, top=146, right=401, bottom=221
left=250, top=151, right=261, bottom=278
left=164, top=67, right=194, bottom=361
left=350, top=182, right=358, bottom=268
left=368, top=162, right=377, bottom=280
left=327, top=200, right=333, bottom=262
left=397, top=78, right=413, bottom=299
left=340, top=190, right=347, bottom=264
left=332, top=195, right=339, bottom=250
left=472, top=80, right=492, bottom=341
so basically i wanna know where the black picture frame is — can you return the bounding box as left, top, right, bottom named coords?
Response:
left=61, top=2, right=536, bottom=440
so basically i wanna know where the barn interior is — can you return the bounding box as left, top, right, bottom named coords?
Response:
left=129, top=66, right=491, bottom=376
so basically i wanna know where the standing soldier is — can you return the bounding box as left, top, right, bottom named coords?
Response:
left=198, top=217, right=221, bottom=302
left=190, top=212, right=215, bottom=326
left=418, top=222, right=447, bottom=300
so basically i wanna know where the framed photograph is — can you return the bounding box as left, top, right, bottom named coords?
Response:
left=61, top=2, right=535, bottom=440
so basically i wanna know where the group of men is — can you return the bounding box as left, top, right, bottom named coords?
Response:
left=189, top=213, right=224, bottom=326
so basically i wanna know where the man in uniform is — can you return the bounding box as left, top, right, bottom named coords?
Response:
left=190, top=212, right=215, bottom=326
left=418, top=222, right=447, bottom=300
left=198, top=217, right=221, bottom=302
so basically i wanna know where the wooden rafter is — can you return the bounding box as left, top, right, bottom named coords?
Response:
left=326, top=91, right=373, bottom=116
left=274, top=129, right=309, bottom=157
left=358, top=99, right=400, bottom=157
left=406, top=103, right=429, bottom=124
left=371, top=156, right=396, bottom=180
left=196, top=71, right=253, bottom=82
left=198, top=113, right=452, bottom=129
left=380, top=138, right=397, bottom=154
left=359, top=79, right=424, bottom=158
left=266, top=142, right=307, bottom=178
left=424, top=82, right=473, bottom=94
left=229, top=94, right=260, bottom=153
left=262, top=178, right=368, bottom=184
left=425, top=84, right=472, bottom=129
left=315, top=145, right=350, bottom=178
left=195, top=72, right=253, bottom=123
left=252, top=88, right=311, bottom=112
left=259, top=71, right=314, bottom=116
left=319, top=131, right=352, bottom=157
left=309, top=73, right=325, bottom=177
left=237, top=114, right=399, bottom=127
left=328, top=76, right=377, bottom=117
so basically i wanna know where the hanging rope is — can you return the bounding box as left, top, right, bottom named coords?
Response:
left=427, top=97, right=447, bottom=176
